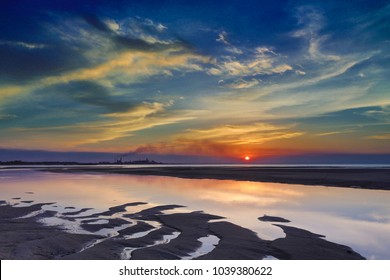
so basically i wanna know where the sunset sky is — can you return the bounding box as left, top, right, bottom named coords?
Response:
left=0, top=0, right=389, bottom=163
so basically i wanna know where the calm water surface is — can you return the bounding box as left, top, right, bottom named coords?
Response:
left=1, top=168, right=389, bottom=259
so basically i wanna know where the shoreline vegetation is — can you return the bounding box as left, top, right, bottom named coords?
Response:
left=41, top=165, right=390, bottom=190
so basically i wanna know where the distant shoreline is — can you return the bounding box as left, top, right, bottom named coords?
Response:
left=0, top=159, right=162, bottom=165
left=42, top=165, right=390, bottom=191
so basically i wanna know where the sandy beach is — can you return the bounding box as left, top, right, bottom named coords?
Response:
left=44, top=166, right=390, bottom=190
left=0, top=201, right=365, bottom=260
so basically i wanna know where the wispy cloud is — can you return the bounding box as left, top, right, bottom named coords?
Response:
left=0, top=86, right=25, bottom=100
left=216, top=31, right=243, bottom=54
left=0, top=15, right=210, bottom=103
left=201, top=56, right=376, bottom=121
left=207, top=47, right=293, bottom=84
left=219, top=78, right=260, bottom=89
left=366, top=134, right=390, bottom=140
left=0, top=40, right=47, bottom=49
left=292, top=6, right=340, bottom=61
left=216, top=31, right=230, bottom=45
left=2, top=102, right=200, bottom=151
left=315, top=130, right=354, bottom=137
left=0, top=48, right=208, bottom=105
left=212, top=31, right=293, bottom=86
left=361, top=106, right=390, bottom=121
left=308, top=36, right=341, bottom=61
left=175, top=122, right=303, bottom=146
left=211, top=51, right=292, bottom=77
left=0, top=113, right=17, bottom=120
left=115, top=17, right=171, bottom=45
left=43, top=49, right=208, bottom=86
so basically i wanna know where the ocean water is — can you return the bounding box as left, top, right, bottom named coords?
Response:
left=1, top=167, right=390, bottom=259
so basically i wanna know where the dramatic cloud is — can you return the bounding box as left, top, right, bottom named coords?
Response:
left=1, top=102, right=200, bottom=151
left=82, top=14, right=182, bottom=52
left=0, top=14, right=210, bottom=103
left=208, top=46, right=293, bottom=79
left=0, top=1, right=389, bottom=161
left=175, top=123, right=303, bottom=146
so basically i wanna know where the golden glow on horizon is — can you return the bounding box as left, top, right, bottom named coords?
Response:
left=245, top=156, right=250, bottom=161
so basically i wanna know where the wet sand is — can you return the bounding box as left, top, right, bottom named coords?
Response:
left=0, top=201, right=365, bottom=260
left=0, top=204, right=99, bottom=259
left=258, top=215, right=291, bottom=223
left=44, top=166, right=390, bottom=190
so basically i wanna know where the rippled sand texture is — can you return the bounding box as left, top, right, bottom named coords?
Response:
left=0, top=199, right=365, bottom=260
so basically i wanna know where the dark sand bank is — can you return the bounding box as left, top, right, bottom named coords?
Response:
left=259, top=215, right=291, bottom=223
left=0, top=201, right=365, bottom=260
left=0, top=204, right=99, bottom=259
left=44, top=166, right=390, bottom=190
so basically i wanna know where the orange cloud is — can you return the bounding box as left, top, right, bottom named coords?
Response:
left=3, top=102, right=199, bottom=151
left=174, top=123, right=304, bottom=146
left=122, top=139, right=300, bottom=160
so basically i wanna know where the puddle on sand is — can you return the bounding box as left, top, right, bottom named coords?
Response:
left=182, top=234, right=220, bottom=260
left=263, top=255, right=279, bottom=260
left=84, top=219, right=109, bottom=225
left=121, top=231, right=181, bottom=260
left=121, top=220, right=163, bottom=240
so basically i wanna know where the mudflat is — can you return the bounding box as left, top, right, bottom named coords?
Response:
left=0, top=201, right=365, bottom=260
left=44, top=166, right=390, bottom=190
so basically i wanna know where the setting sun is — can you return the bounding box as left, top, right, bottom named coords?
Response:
left=245, top=156, right=250, bottom=161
